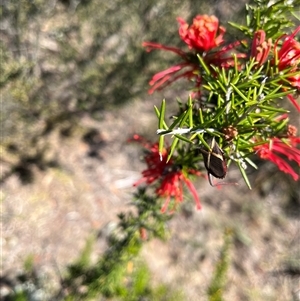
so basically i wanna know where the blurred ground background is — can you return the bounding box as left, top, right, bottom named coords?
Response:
left=1, top=0, right=300, bottom=300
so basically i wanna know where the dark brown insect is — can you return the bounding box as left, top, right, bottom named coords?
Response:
left=198, top=137, right=228, bottom=186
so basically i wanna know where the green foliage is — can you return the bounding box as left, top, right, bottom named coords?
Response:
left=23, top=254, right=35, bottom=273
left=207, top=230, right=233, bottom=301
left=64, top=260, right=184, bottom=301
left=10, top=291, right=28, bottom=301
left=155, top=0, right=299, bottom=189
left=68, top=235, right=95, bottom=273
left=119, top=262, right=184, bottom=301
left=229, top=0, right=300, bottom=38
left=61, top=188, right=172, bottom=300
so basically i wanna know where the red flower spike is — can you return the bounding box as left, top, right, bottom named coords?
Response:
left=177, top=15, right=225, bottom=52
left=130, top=136, right=202, bottom=211
left=287, top=94, right=300, bottom=112
left=287, top=125, right=298, bottom=137
left=251, top=30, right=272, bottom=66
left=289, top=73, right=300, bottom=89
left=275, top=26, right=300, bottom=70
left=272, top=26, right=300, bottom=111
left=143, top=15, right=246, bottom=94
left=254, top=137, right=300, bottom=181
left=204, top=40, right=246, bottom=68
left=148, top=63, right=199, bottom=94
left=142, top=41, right=200, bottom=94
left=142, top=42, right=187, bottom=58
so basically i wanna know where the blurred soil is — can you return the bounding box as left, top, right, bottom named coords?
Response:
left=2, top=98, right=300, bottom=300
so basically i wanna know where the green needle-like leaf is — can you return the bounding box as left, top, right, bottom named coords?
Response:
left=264, top=90, right=294, bottom=100
left=237, top=161, right=252, bottom=189
left=257, top=105, right=289, bottom=113
left=159, top=135, right=165, bottom=161
left=188, top=96, right=193, bottom=128
left=174, top=134, right=194, bottom=144
left=167, top=137, right=179, bottom=162
left=154, top=105, right=168, bottom=130
left=230, top=83, right=251, bottom=103
left=159, top=99, right=166, bottom=130
left=197, top=54, right=211, bottom=75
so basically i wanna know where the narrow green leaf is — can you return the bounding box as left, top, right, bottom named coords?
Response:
left=257, top=105, right=289, bottom=113
left=274, top=117, right=289, bottom=133
left=190, top=132, right=199, bottom=141
left=212, top=105, right=227, bottom=121
left=216, top=80, right=227, bottom=93
left=179, top=105, right=192, bottom=127
left=167, top=102, right=194, bottom=132
left=168, top=111, right=187, bottom=130
left=154, top=105, right=160, bottom=117
left=202, top=83, right=213, bottom=91
left=230, top=83, right=250, bottom=102
left=197, top=54, right=211, bottom=75
left=155, top=101, right=167, bottom=160
left=188, top=96, right=193, bottom=128
left=266, top=82, right=284, bottom=94
left=159, top=99, right=166, bottom=129
left=264, top=90, right=294, bottom=100
left=228, top=21, right=249, bottom=32
left=159, top=135, right=164, bottom=161
left=252, top=86, right=257, bottom=103
left=167, top=137, right=179, bottom=162
left=231, top=73, right=241, bottom=85
left=222, top=67, right=228, bottom=86
left=199, top=107, right=204, bottom=124
left=233, top=54, right=239, bottom=76
left=237, top=161, right=252, bottom=189
left=257, top=80, right=267, bottom=97
left=197, top=135, right=211, bottom=150
left=174, top=134, right=194, bottom=144
left=156, top=129, right=173, bottom=136
left=244, top=156, right=258, bottom=170
left=154, top=105, right=168, bottom=130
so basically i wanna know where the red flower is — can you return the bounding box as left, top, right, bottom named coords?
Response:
left=142, top=41, right=200, bottom=94
left=254, top=137, right=300, bottom=181
left=287, top=94, right=300, bottom=112
left=275, top=26, right=300, bottom=70
left=143, top=15, right=245, bottom=94
left=177, top=15, right=225, bottom=52
left=250, top=28, right=300, bottom=111
left=130, top=135, right=202, bottom=212
left=250, top=30, right=272, bottom=66
left=273, top=26, right=300, bottom=111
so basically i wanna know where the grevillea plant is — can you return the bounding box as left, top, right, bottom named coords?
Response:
left=59, top=1, right=299, bottom=299
left=133, top=0, right=300, bottom=212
